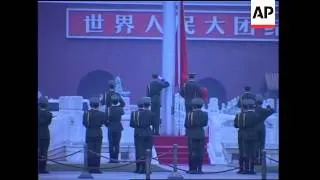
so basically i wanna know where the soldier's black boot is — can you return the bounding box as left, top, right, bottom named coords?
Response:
left=243, top=158, right=250, bottom=174
left=187, top=156, right=193, bottom=173
left=109, top=153, right=118, bottom=163
left=108, top=152, right=114, bottom=163
left=90, top=158, right=102, bottom=174
left=114, top=153, right=119, bottom=163
left=39, top=159, right=50, bottom=174
left=197, top=165, right=204, bottom=174
left=134, top=163, right=140, bottom=173
left=39, top=162, right=49, bottom=175
left=187, top=158, right=197, bottom=174
left=196, top=158, right=203, bottom=174
left=248, top=159, right=256, bottom=174
left=236, top=157, right=244, bottom=174
left=139, top=163, right=146, bottom=174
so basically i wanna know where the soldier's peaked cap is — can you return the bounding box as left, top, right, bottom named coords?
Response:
left=242, top=99, right=255, bottom=106
left=191, top=98, right=204, bottom=105
left=255, top=94, right=264, bottom=102
left=188, top=73, right=197, bottom=78
left=137, top=98, right=145, bottom=106
left=89, top=97, right=100, bottom=104
left=152, top=74, right=158, bottom=78
left=111, top=94, right=120, bottom=101
left=38, top=97, right=48, bottom=105
left=142, top=97, right=151, bottom=104
left=108, top=80, right=115, bottom=86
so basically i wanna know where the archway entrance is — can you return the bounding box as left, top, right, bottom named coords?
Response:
left=77, top=70, right=114, bottom=99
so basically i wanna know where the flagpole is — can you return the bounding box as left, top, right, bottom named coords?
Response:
left=177, top=1, right=181, bottom=89
left=177, top=1, right=181, bottom=136
left=161, top=1, right=176, bottom=135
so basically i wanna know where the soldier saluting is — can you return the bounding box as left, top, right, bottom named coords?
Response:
left=129, top=97, right=155, bottom=174
left=106, top=95, right=124, bottom=163
left=234, top=99, right=260, bottom=174
left=254, top=94, right=274, bottom=164
left=82, top=97, right=106, bottom=174
left=146, top=73, right=169, bottom=135
left=38, top=97, right=53, bottom=174
left=184, top=98, right=208, bottom=174
left=180, top=73, right=202, bottom=116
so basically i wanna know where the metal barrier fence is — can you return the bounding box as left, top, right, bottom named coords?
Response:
left=39, top=145, right=277, bottom=179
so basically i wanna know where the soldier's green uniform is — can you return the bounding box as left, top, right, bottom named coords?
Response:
left=101, top=80, right=125, bottom=113
left=130, top=99, right=145, bottom=173
left=180, top=73, right=202, bottom=117
left=146, top=74, right=169, bottom=135
left=130, top=97, right=155, bottom=174
left=38, top=97, right=53, bottom=174
left=83, top=97, right=107, bottom=174
left=254, top=94, right=274, bottom=164
left=184, top=98, right=208, bottom=174
left=234, top=99, right=260, bottom=174
left=106, top=95, right=124, bottom=163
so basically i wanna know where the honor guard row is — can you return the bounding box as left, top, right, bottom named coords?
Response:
left=234, top=95, right=274, bottom=174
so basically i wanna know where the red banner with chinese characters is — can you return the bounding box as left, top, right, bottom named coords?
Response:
left=67, top=8, right=278, bottom=42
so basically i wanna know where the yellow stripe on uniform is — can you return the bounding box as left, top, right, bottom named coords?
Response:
left=190, top=112, right=194, bottom=126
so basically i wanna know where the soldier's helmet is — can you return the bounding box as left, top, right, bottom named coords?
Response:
left=38, top=97, right=49, bottom=108
left=188, top=73, right=197, bottom=79
left=111, top=94, right=120, bottom=105
left=244, top=86, right=251, bottom=92
left=191, top=98, right=204, bottom=108
left=137, top=98, right=144, bottom=108
left=255, top=94, right=264, bottom=104
left=152, top=73, right=159, bottom=79
left=142, top=97, right=151, bottom=107
left=89, top=97, right=100, bottom=108
left=242, top=99, right=255, bottom=109
left=108, top=80, right=116, bottom=89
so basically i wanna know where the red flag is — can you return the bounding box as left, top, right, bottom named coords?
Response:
left=200, top=87, right=209, bottom=104
left=175, top=1, right=188, bottom=90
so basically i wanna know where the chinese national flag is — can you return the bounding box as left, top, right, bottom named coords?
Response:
left=200, top=86, right=209, bottom=104
left=175, top=1, right=188, bottom=90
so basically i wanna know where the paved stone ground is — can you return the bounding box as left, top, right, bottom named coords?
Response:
left=39, top=165, right=279, bottom=180
left=39, top=171, right=279, bottom=180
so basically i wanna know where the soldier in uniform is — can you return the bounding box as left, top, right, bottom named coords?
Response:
left=255, top=94, right=274, bottom=164
left=101, top=80, right=125, bottom=113
left=82, top=97, right=106, bottom=174
left=130, top=97, right=155, bottom=174
left=184, top=98, right=208, bottom=174
left=106, top=95, right=124, bottom=163
left=130, top=98, right=145, bottom=173
left=146, top=74, right=170, bottom=135
left=180, top=73, right=202, bottom=116
left=38, top=97, right=53, bottom=174
left=234, top=99, right=260, bottom=174
left=237, top=86, right=256, bottom=109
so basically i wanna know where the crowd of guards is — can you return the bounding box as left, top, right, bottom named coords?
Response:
left=38, top=73, right=274, bottom=175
